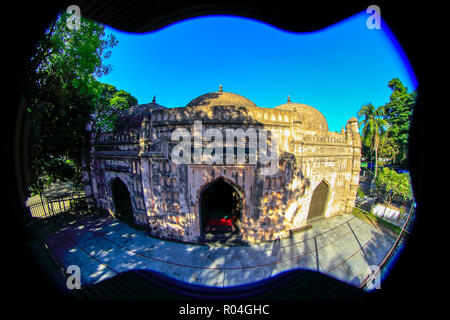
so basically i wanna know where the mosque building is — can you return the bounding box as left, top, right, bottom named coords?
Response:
left=82, top=86, right=361, bottom=243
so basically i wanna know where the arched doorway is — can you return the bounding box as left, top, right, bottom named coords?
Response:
left=306, top=180, right=329, bottom=222
left=200, top=178, right=243, bottom=234
left=111, top=178, right=134, bottom=225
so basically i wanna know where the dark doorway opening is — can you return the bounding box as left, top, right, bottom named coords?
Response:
left=200, top=178, right=242, bottom=235
left=111, top=178, right=134, bottom=225
left=306, top=180, right=329, bottom=222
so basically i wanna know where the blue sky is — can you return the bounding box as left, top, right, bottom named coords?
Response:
left=97, top=10, right=418, bottom=132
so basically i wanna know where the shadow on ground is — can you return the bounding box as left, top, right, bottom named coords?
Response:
left=70, top=268, right=369, bottom=300
left=29, top=210, right=397, bottom=299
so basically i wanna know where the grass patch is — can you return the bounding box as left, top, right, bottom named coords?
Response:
left=352, top=207, right=402, bottom=235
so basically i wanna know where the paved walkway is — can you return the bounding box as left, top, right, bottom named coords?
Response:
left=43, top=213, right=397, bottom=288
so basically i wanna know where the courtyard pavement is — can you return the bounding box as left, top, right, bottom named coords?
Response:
left=42, top=213, right=397, bottom=288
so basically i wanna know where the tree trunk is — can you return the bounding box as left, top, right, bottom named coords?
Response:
left=370, top=148, right=378, bottom=194
left=381, top=192, right=392, bottom=220
left=381, top=202, right=387, bottom=220
left=374, top=147, right=378, bottom=180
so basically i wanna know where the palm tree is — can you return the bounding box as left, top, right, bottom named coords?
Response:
left=357, top=103, right=389, bottom=193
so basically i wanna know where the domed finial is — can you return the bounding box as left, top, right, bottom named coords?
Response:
left=152, top=95, right=156, bottom=103
left=219, top=84, right=223, bottom=92
left=287, top=94, right=291, bottom=103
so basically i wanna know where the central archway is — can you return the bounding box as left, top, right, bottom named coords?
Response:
left=111, top=178, right=134, bottom=225
left=200, top=178, right=243, bottom=234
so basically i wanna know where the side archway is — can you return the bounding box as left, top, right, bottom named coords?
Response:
left=111, top=178, right=135, bottom=225
left=306, top=180, right=329, bottom=222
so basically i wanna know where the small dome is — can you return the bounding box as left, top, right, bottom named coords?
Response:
left=186, top=90, right=257, bottom=109
left=115, top=101, right=166, bottom=131
left=275, top=100, right=328, bottom=131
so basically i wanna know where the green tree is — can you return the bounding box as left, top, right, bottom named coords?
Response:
left=92, top=82, right=138, bottom=132
left=357, top=103, right=389, bottom=193
left=375, top=167, right=413, bottom=218
left=378, top=135, right=400, bottom=164
left=24, top=11, right=118, bottom=194
left=383, top=78, right=416, bottom=164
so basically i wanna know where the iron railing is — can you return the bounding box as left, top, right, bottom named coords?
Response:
left=357, top=167, right=416, bottom=289
left=25, top=191, right=87, bottom=219
left=359, top=200, right=415, bottom=290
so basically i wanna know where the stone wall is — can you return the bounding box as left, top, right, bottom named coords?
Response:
left=83, top=104, right=361, bottom=244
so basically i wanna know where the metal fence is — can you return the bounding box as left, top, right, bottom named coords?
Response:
left=26, top=191, right=87, bottom=219
left=359, top=200, right=415, bottom=290
left=357, top=167, right=414, bottom=226
left=357, top=167, right=416, bottom=290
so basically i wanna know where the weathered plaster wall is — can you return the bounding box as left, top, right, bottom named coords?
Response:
left=83, top=103, right=361, bottom=244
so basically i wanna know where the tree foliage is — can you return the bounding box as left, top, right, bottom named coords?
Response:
left=358, top=78, right=416, bottom=197
left=92, top=83, right=138, bottom=132
left=24, top=11, right=119, bottom=194
left=358, top=103, right=388, bottom=153
left=382, top=78, right=416, bottom=164
left=375, top=167, right=413, bottom=204
left=378, top=135, right=400, bottom=163
left=357, top=102, right=389, bottom=189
